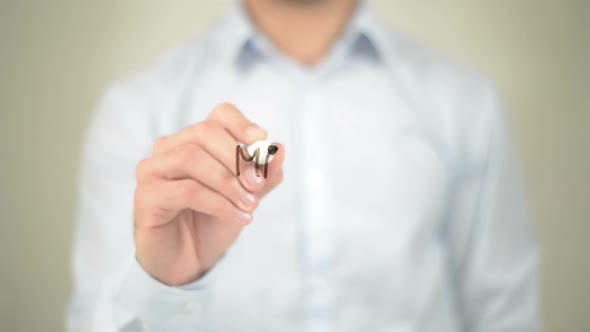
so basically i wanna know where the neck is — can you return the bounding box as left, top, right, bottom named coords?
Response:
left=244, top=0, right=359, bottom=66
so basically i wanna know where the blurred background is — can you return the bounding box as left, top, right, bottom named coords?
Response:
left=0, top=0, right=588, bottom=331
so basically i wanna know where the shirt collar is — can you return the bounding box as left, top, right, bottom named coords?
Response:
left=218, top=0, right=390, bottom=70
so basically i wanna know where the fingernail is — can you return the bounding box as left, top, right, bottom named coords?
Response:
left=234, top=208, right=252, bottom=224
left=239, top=188, right=257, bottom=208
left=246, top=125, right=267, bottom=141
left=245, top=167, right=263, bottom=186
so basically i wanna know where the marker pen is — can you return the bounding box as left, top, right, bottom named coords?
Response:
left=246, top=140, right=279, bottom=164
left=236, top=140, right=279, bottom=178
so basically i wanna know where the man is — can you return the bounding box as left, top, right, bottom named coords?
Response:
left=67, top=0, right=541, bottom=331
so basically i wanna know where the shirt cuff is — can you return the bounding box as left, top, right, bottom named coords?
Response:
left=114, top=254, right=218, bottom=328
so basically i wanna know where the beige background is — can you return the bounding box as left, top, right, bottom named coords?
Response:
left=1, top=1, right=588, bottom=331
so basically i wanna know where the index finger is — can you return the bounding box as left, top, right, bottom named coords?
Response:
left=207, top=103, right=267, bottom=145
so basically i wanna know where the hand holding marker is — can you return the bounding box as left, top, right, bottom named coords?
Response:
left=133, top=103, right=285, bottom=286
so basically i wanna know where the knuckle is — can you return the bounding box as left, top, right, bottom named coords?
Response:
left=133, top=187, right=153, bottom=212
left=176, top=144, right=201, bottom=165
left=152, top=135, right=169, bottom=154
left=210, top=102, right=237, bottom=119
left=135, top=158, right=152, bottom=180
left=177, top=180, right=201, bottom=198
left=192, top=121, right=212, bottom=141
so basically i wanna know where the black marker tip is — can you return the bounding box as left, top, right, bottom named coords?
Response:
left=267, top=144, right=279, bottom=155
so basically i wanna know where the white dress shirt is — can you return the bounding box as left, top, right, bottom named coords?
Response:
left=67, top=2, right=540, bottom=331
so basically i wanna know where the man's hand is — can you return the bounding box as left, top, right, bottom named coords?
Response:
left=133, top=103, right=285, bottom=286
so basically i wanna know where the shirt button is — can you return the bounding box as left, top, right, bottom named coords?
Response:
left=184, top=300, right=201, bottom=314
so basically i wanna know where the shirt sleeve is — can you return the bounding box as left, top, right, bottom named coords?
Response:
left=66, top=81, right=216, bottom=332
left=446, top=84, right=541, bottom=332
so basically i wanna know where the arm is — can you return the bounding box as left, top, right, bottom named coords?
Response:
left=67, top=82, right=285, bottom=331
left=66, top=84, right=211, bottom=331
left=447, top=86, right=541, bottom=332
